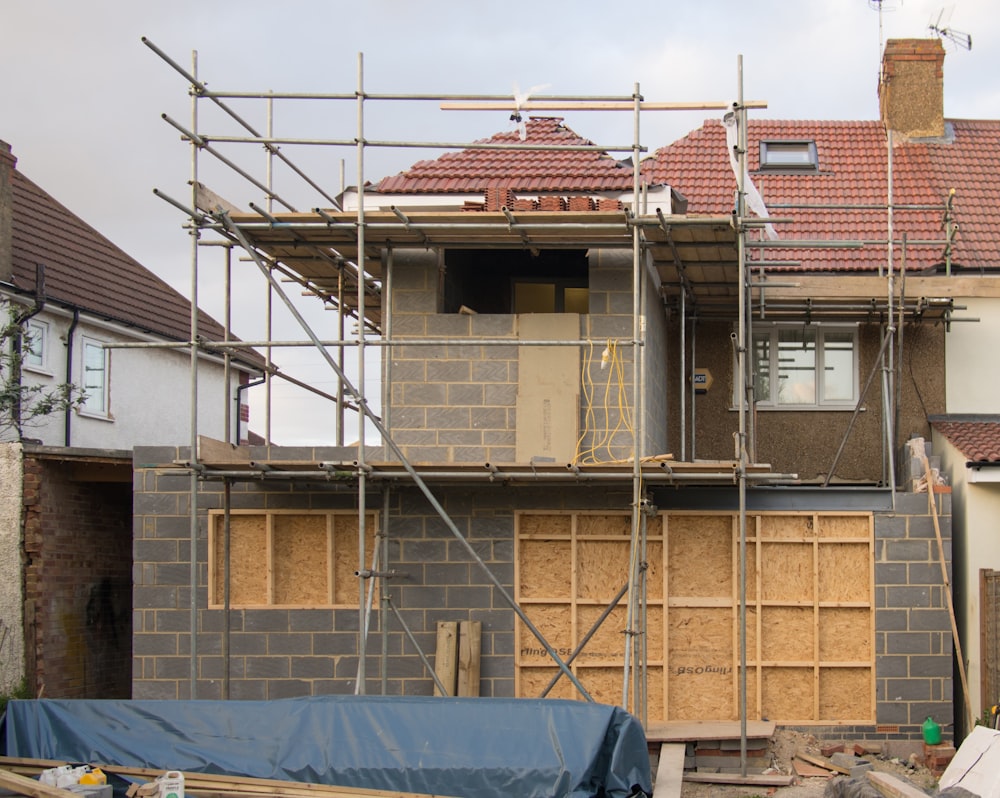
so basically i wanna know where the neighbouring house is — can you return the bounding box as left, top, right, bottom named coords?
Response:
left=130, top=38, right=994, bottom=745
left=0, top=140, right=262, bottom=700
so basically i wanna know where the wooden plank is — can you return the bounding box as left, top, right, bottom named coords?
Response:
left=0, top=761, right=460, bottom=798
left=645, top=720, right=776, bottom=742
left=651, top=744, right=685, bottom=798
left=865, top=771, right=932, bottom=798
left=792, top=757, right=834, bottom=777
left=434, top=621, right=458, bottom=696
left=197, top=436, right=250, bottom=464
left=456, top=620, right=481, bottom=698
left=682, top=772, right=794, bottom=787
left=793, top=750, right=850, bottom=776
left=0, top=769, right=79, bottom=798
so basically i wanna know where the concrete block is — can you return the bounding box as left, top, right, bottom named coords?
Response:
left=830, top=752, right=873, bottom=778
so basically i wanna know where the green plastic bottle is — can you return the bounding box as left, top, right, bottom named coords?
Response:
left=922, top=715, right=942, bottom=745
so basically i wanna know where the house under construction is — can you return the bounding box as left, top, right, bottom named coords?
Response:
left=126, top=37, right=984, bottom=746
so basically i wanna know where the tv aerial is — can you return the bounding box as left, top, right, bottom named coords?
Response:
left=929, top=8, right=972, bottom=50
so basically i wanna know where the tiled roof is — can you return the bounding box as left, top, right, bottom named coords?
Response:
left=932, top=419, right=1000, bottom=463
left=373, top=117, right=635, bottom=194
left=642, top=118, right=1000, bottom=273
left=10, top=165, right=234, bottom=348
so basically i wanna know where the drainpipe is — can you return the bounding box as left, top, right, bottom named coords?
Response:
left=64, top=307, right=80, bottom=446
left=235, top=375, right=266, bottom=444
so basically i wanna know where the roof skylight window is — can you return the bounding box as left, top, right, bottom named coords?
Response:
left=759, top=140, right=819, bottom=172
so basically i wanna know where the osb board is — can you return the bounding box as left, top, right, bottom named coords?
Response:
left=761, top=543, right=814, bottom=602
left=273, top=515, right=329, bottom=605
left=645, top=540, right=664, bottom=600
left=818, top=667, right=871, bottom=720
left=211, top=514, right=267, bottom=605
left=519, top=539, right=572, bottom=599
left=818, top=543, right=871, bottom=602
left=332, top=513, right=378, bottom=606
left=761, top=667, right=814, bottom=722
left=818, top=608, right=871, bottom=661
left=518, top=514, right=572, bottom=537
left=576, top=604, right=664, bottom=662
left=668, top=607, right=735, bottom=720
left=761, top=606, right=814, bottom=662
left=518, top=604, right=574, bottom=665
left=577, top=540, right=631, bottom=599
left=759, top=514, right=815, bottom=539
left=817, top=514, right=870, bottom=539
left=578, top=514, right=631, bottom=536
left=519, top=666, right=577, bottom=700
left=667, top=515, right=732, bottom=597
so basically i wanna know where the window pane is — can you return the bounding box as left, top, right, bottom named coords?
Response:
left=822, top=331, right=855, bottom=402
left=752, top=332, right=771, bottom=402
left=84, top=342, right=106, bottom=412
left=24, top=322, right=45, bottom=368
left=777, top=329, right=816, bottom=404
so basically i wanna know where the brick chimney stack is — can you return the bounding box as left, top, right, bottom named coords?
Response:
left=0, top=140, right=15, bottom=283
left=879, top=38, right=946, bottom=139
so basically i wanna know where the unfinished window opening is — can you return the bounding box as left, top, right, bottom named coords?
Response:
left=207, top=510, right=379, bottom=608
left=514, top=510, right=874, bottom=724
left=748, top=324, right=858, bottom=409
left=759, top=140, right=819, bottom=172
left=443, top=249, right=588, bottom=314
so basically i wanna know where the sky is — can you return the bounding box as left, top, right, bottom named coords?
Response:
left=2, top=0, right=998, bottom=446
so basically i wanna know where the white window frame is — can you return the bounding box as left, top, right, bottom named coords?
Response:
left=80, top=337, right=111, bottom=417
left=759, top=140, right=819, bottom=172
left=22, top=319, right=51, bottom=374
left=741, top=323, right=859, bottom=410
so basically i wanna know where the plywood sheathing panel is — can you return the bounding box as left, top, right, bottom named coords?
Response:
left=817, top=514, right=870, bottom=539
left=818, top=544, right=872, bottom=602
left=577, top=540, right=630, bottom=600
left=819, top=667, right=871, bottom=720
left=668, top=607, right=735, bottom=720
left=819, top=608, right=871, bottom=661
left=761, top=543, right=813, bottom=601
left=520, top=666, right=576, bottom=699
left=519, top=604, right=574, bottom=665
left=519, top=539, right=572, bottom=599
left=667, top=515, right=732, bottom=597
left=333, top=514, right=378, bottom=605
left=520, top=514, right=572, bottom=537
left=760, top=514, right=814, bottom=539
left=213, top=515, right=267, bottom=605
left=762, top=667, right=814, bottom=720
left=761, top=606, right=814, bottom=662
left=273, top=514, right=329, bottom=605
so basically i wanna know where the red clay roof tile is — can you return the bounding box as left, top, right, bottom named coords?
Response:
left=642, top=118, right=1000, bottom=274
left=374, top=117, right=635, bottom=194
left=932, top=420, right=1000, bottom=463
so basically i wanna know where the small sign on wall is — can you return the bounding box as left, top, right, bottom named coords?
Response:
left=692, top=368, right=713, bottom=395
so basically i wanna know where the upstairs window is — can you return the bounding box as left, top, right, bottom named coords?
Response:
left=444, top=249, right=588, bottom=314
left=759, top=140, right=819, bottom=172
left=23, top=319, right=50, bottom=372
left=82, top=338, right=110, bottom=416
left=748, top=324, right=857, bottom=408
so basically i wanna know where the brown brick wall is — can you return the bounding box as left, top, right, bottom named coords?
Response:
left=22, top=455, right=132, bottom=698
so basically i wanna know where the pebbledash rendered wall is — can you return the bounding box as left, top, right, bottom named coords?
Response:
left=132, top=445, right=954, bottom=740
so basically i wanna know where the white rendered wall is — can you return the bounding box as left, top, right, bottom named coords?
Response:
left=936, top=432, right=1000, bottom=718
left=17, top=309, right=248, bottom=448
left=0, top=442, right=24, bottom=693
left=946, top=297, right=1000, bottom=413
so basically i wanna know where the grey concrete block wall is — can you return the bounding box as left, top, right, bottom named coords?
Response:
left=385, top=248, right=651, bottom=466
left=134, top=450, right=956, bottom=742
left=872, top=491, right=954, bottom=741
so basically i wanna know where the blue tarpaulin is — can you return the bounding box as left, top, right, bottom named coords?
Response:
left=2, top=696, right=652, bottom=798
